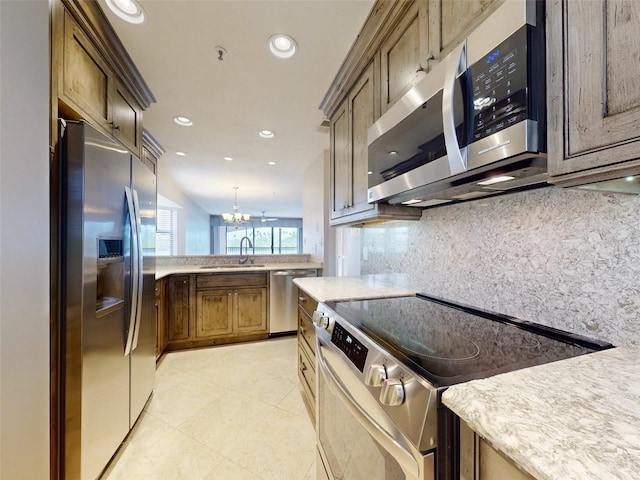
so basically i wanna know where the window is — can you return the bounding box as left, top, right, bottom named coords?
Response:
left=223, top=226, right=301, bottom=255
left=156, top=207, right=177, bottom=256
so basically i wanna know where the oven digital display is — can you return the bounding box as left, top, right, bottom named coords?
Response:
left=331, top=322, right=368, bottom=372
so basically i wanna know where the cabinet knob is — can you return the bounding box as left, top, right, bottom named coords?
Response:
left=183, top=280, right=187, bottom=284
left=379, top=378, right=405, bottom=406
left=110, top=122, right=120, bottom=131
left=298, top=296, right=306, bottom=302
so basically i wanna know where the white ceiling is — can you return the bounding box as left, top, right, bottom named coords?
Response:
left=98, top=0, right=374, bottom=219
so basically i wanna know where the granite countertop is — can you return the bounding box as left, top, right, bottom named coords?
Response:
left=293, top=274, right=415, bottom=303
left=156, top=262, right=322, bottom=279
left=442, top=347, right=640, bottom=480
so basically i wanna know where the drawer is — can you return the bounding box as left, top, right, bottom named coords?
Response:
left=298, top=308, right=316, bottom=354
left=298, top=340, right=316, bottom=400
left=297, top=288, right=318, bottom=317
left=196, top=272, right=267, bottom=289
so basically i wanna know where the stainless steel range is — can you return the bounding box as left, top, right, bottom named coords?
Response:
left=313, top=294, right=611, bottom=480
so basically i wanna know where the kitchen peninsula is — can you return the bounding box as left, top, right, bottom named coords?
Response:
left=155, top=255, right=321, bottom=355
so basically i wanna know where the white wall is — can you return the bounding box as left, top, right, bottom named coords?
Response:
left=157, top=167, right=210, bottom=255
left=0, top=1, right=51, bottom=478
left=302, top=150, right=327, bottom=264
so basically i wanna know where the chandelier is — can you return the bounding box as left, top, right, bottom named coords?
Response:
left=222, top=187, right=251, bottom=229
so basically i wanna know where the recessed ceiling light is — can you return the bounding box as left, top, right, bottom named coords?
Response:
left=389, top=150, right=398, bottom=155
left=173, top=116, right=193, bottom=126
left=224, top=156, right=234, bottom=162
left=176, top=151, right=186, bottom=156
left=105, top=0, right=146, bottom=24
left=268, top=34, right=297, bottom=59
left=268, top=161, right=276, bottom=166
left=259, top=130, right=275, bottom=139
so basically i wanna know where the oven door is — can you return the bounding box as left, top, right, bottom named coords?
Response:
left=315, top=331, right=434, bottom=480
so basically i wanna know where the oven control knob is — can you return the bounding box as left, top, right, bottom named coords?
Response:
left=365, top=364, right=387, bottom=387
left=312, top=311, right=330, bottom=330
left=379, top=379, right=405, bottom=406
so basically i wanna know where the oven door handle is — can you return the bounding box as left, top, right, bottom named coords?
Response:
left=315, top=335, right=421, bottom=479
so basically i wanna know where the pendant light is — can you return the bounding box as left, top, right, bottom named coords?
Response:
left=222, top=187, right=251, bottom=229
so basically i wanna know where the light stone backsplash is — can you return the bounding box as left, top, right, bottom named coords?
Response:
left=359, top=186, right=640, bottom=349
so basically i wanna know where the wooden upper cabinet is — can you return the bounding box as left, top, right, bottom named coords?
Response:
left=330, top=62, right=379, bottom=223
left=61, top=10, right=111, bottom=129
left=331, top=101, right=350, bottom=218
left=429, top=0, right=503, bottom=61
left=142, top=129, right=164, bottom=175
left=350, top=64, right=377, bottom=210
left=547, top=0, right=640, bottom=185
left=380, top=1, right=429, bottom=114
left=52, top=0, right=154, bottom=158
left=112, top=84, right=141, bottom=154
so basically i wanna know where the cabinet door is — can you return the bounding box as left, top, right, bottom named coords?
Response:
left=429, top=0, right=503, bottom=60
left=196, top=289, right=233, bottom=337
left=330, top=63, right=377, bottom=222
left=547, top=0, right=640, bottom=181
left=111, top=83, right=142, bottom=155
left=350, top=62, right=377, bottom=213
left=330, top=100, right=350, bottom=219
left=380, top=1, right=429, bottom=113
left=478, top=438, right=535, bottom=480
left=234, top=288, right=267, bottom=333
left=61, top=10, right=111, bottom=128
left=155, top=278, right=167, bottom=358
left=167, top=275, right=190, bottom=341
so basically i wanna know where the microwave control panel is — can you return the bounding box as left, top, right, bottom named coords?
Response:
left=469, top=26, right=530, bottom=142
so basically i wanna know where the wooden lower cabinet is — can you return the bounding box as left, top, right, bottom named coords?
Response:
left=167, top=275, right=190, bottom=342
left=195, top=287, right=267, bottom=338
left=297, top=287, right=318, bottom=423
left=460, top=420, right=535, bottom=480
left=165, top=272, right=269, bottom=351
left=155, top=278, right=168, bottom=359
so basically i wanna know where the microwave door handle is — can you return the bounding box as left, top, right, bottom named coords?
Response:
left=315, top=333, right=421, bottom=479
left=442, top=41, right=468, bottom=175
left=124, top=186, right=138, bottom=356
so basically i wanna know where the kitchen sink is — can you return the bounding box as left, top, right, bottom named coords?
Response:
left=199, top=264, right=265, bottom=269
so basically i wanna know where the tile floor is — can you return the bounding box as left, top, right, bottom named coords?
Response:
left=102, top=337, right=316, bottom=480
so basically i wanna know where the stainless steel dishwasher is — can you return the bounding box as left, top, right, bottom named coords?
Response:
left=269, top=268, right=318, bottom=335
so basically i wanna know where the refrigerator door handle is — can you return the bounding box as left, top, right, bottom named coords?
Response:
left=131, top=187, right=144, bottom=351
left=124, top=186, right=139, bottom=356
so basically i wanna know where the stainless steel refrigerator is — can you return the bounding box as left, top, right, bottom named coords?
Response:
left=59, top=120, right=156, bottom=479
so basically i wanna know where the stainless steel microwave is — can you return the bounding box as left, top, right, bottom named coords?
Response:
left=368, top=0, right=547, bottom=208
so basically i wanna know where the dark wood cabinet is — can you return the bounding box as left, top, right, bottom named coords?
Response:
left=167, top=275, right=190, bottom=342
left=155, top=279, right=167, bottom=359
left=297, top=287, right=318, bottom=422
left=164, top=272, right=269, bottom=351
left=547, top=0, right=640, bottom=186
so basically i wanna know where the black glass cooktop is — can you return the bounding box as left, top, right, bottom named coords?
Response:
left=325, top=294, right=612, bottom=388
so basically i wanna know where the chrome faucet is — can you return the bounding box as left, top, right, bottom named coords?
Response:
left=239, top=236, right=253, bottom=264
